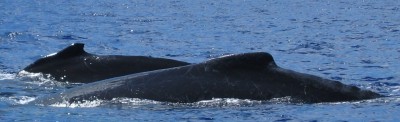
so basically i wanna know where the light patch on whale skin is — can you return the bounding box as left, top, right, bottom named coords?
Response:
left=214, top=53, right=235, bottom=59
left=44, top=52, right=57, bottom=57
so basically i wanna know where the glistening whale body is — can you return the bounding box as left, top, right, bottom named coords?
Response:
left=31, top=52, right=381, bottom=105
left=20, top=43, right=190, bottom=83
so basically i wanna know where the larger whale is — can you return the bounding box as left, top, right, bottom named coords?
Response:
left=31, top=52, right=381, bottom=105
left=20, top=43, right=190, bottom=83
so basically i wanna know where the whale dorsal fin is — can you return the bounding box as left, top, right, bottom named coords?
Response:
left=23, top=43, right=88, bottom=71
left=50, top=43, right=87, bottom=58
left=205, top=52, right=277, bottom=71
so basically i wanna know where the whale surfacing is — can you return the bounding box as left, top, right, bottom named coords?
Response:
left=20, top=43, right=190, bottom=83
left=31, top=52, right=381, bottom=105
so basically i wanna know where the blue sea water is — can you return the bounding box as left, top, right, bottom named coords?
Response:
left=1, top=0, right=399, bottom=121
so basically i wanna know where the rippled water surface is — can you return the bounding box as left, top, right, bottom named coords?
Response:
left=1, top=0, right=399, bottom=121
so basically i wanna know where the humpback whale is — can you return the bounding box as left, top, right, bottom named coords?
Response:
left=31, top=52, right=381, bottom=105
left=20, top=43, right=190, bottom=83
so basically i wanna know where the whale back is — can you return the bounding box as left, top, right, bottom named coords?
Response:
left=21, top=43, right=191, bottom=83
left=203, top=52, right=277, bottom=71
left=198, top=52, right=382, bottom=103
left=29, top=52, right=382, bottom=105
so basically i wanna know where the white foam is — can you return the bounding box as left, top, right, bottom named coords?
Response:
left=190, top=98, right=263, bottom=107
left=3, top=96, right=36, bottom=105
left=47, top=98, right=163, bottom=108
left=0, top=73, right=15, bottom=80
left=44, top=98, right=264, bottom=108
left=17, top=70, right=45, bottom=80
left=17, top=70, right=65, bottom=86
left=50, top=99, right=104, bottom=108
left=112, top=98, right=161, bottom=105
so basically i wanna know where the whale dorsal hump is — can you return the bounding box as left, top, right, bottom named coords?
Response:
left=49, top=43, right=87, bottom=58
left=23, top=43, right=88, bottom=71
left=205, top=52, right=277, bottom=71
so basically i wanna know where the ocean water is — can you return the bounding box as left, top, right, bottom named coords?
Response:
left=1, top=0, right=399, bottom=121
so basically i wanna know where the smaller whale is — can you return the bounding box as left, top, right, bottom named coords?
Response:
left=20, top=43, right=190, bottom=83
left=31, top=52, right=381, bottom=105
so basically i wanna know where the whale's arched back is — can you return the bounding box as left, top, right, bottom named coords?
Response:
left=204, top=52, right=277, bottom=71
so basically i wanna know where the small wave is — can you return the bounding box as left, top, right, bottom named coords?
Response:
left=348, top=97, right=400, bottom=108
left=312, top=95, right=400, bottom=106
left=42, top=34, right=87, bottom=40
left=365, top=82, right=400, bottom=97
left=2, top=32, right=22, bottom=39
